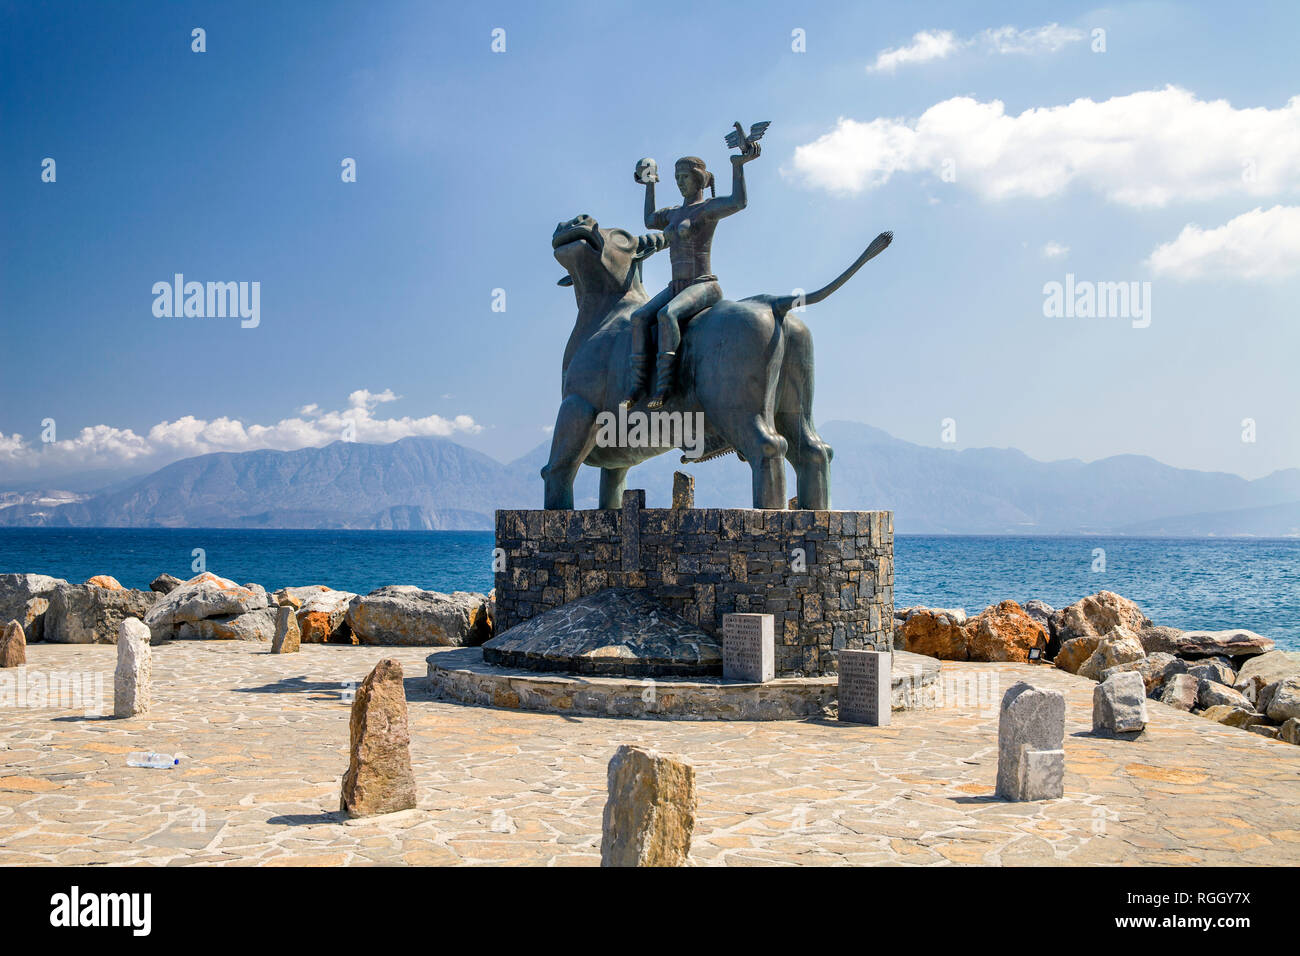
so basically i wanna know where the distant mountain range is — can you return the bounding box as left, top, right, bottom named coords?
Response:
left=1, top=422, right=1297, bottom=536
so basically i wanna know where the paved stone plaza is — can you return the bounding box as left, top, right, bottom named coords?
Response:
left=2, top=641, right=1297, bottom=866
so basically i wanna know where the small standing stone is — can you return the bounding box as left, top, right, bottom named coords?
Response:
left=601, top=745, right=695, bottom=867
left=1, top=620, right=26, bottom=667
left=996, top=681, right=1065, bottom=801
left=270, top=605, right=300, bottom=654
left=722, top=612, right=774, bottom=683
left=787, top=496, right=799, bottom=510
left=1093, top=670, right=1148, bottom=734
left=340, top=658, right=417, bottom=818
left=837, top=649, right=891, bottom=725
left=114, top=617, right=152, bottom=717
left=671, top=471, right=694, bottom=509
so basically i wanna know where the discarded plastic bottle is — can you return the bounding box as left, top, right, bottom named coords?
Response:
left=127, top=752, right=179, bottom=769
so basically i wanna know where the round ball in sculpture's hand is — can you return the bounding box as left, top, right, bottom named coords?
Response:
left=635, top=158, right=659, bottom=184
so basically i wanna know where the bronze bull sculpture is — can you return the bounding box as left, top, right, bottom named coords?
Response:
left=543, top=213, right=891, bottom=510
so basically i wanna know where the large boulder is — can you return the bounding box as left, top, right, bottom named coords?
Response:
left=1142, top=627, right=1273, bottom=660
left=1233, top=651, right=1300, bottom=701
left=1159, top=673, right=1199, bottom=711
left=1077, top=627, right=1146, bottom=682
left=1187, top=659, right=1236, bottom=686
left=176, top=607, right=277, bottom=641
left=1201, top=705, right=1267, bottom=729
left=144, top=572, right=269, bottom=641
left=900, top=608, right=969, bottom=661
left=1055, top=635, right=1100, bottom=674
left=1279, top=718, right=1300, bottom=745
left=346, top=586, right=491, bottom=647
left=1197, top=680, right=1253, bottom=711
left=149, top=573, right=184, bottom=594
left=84, top=575, right=123, bottom=590
left=0, top=573, right=65, bottom=641
left=1055, top=591, right=1150, bottom=648
left=965, top=601, right=1048, bottom=663
left=1261, top=675, right=1300, bottom=724
left=297, top=590, right=358, bottom=644
left=44, top=583, right=156, bottom=644
left=1102, top=651, right=1183, bottom=696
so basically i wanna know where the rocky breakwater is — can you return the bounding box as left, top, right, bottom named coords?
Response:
left=1047, top=591, right=1298, bottom=745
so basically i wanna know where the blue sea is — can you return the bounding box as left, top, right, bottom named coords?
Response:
left=1, top=529, right=1296, bottom=650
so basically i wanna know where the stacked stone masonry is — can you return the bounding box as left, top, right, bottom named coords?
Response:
left=494, top=497, right=893, bottom=677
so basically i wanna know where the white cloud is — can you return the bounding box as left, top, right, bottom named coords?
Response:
left=869, top=30, right=961, bottom=73
left=788, top=87, right=1300, bottom=207
left=0, top=389, right=482, bottom=481
left=1043, top=241, right=1070, bottom=258
left=1147, top=205, right=1300, bottom=279
left=868, top=23, right=1083, bottom=73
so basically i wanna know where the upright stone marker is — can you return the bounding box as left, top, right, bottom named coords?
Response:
left=620, top=489, right=644, bottom=571
left=722, top=612, right=774, bottom=683
left=601, top=744, right=695, bottom=867
left=340, top=658, right=417, bottom=818
left=996, top=681, right=1066, bottom=801
left=271, top=605, right=301, bottom=654
left=672, top=471, right=694, bottom=509
left=837, top=649, right=891, bottom=725
left=1, top=620, right=26, bottom=668
left=1092, top=670, right=1148, bottom=734
left=114, top=617, right=152, bottom=717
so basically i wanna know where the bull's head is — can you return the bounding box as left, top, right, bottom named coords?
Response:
left=552, top=214, right=666, bottom=298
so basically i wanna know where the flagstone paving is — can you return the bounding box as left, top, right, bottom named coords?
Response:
left=1, top=641, right=1297, bottom=866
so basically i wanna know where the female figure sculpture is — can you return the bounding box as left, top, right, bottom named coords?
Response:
left=624, top=140, right=763, bottom=409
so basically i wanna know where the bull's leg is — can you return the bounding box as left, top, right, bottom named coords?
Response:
left=542, top=394, right=599, bottom=510
left=774, top=317, right=832, bottom=510
left=598, top=466, right=629, bottom=510
left=736, top=416, right=788, bottom=509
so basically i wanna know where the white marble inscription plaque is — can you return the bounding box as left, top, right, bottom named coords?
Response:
left=837, top=649, right=891, bottom=725
left=722, top=613, right=774, bottom=683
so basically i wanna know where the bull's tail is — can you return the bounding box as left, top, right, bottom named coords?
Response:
left=769, top=230, right=893, bottom=319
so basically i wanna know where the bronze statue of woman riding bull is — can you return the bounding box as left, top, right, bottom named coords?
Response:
left=542, top=121, right=892, bottom=511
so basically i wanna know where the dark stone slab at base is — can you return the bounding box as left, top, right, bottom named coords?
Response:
left=482, top=587, right=722, bottom=678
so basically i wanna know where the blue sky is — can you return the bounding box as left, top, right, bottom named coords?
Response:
left=1, top=0, right=1297, bottom=485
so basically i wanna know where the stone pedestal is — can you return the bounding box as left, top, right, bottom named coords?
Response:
left=494, top=501, right=893, bottom=677
left=837, top=649, right=891, bottom=725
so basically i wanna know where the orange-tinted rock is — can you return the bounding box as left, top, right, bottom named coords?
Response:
left=1055, top=635, right=1101, bottom=674
left=84, top=575, right=123, bottom=590
left=339, top=659, right=417, bottom=818
left=1, top=620, right=26, bottom=667
left=965, top=600, right=1048, bottom=663
left=901, top=609, right=970, bottom=661
left=296, top=591, right=356, bottom=644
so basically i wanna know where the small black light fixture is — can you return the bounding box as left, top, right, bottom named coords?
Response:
left=1027, top=647, right=1043, bottom=663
